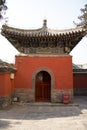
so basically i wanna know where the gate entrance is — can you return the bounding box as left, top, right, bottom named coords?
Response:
left=35, top=71, right=51, bottom=102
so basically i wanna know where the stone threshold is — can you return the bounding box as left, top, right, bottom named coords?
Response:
left=12, top=102, right=78, bottom=106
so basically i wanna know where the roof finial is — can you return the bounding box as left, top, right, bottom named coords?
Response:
left=43, top=19, right=47, bottom=27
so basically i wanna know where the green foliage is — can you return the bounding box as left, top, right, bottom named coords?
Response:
left=0, top=0, right=7, bottom=19
left=78, top=4, right=87, bottom=30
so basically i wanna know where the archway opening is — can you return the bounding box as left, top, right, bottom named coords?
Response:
left=35, top=71, right=51, bottom=102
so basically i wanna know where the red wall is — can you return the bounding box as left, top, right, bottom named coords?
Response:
left=0, top=73, right=5, bottom=95
left=15, top=55, right=73, bottom=90
left=0, top=72, right=13, bottom=96
left=73, top=74, right=87, bottom=88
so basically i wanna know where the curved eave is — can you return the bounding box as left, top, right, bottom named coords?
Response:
left=1, top=25, right=86, bottom=38
left=1, top=26, right=86, bottom=48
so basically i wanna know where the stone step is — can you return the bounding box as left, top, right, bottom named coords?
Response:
left=12, top=102, right=78, bottom=106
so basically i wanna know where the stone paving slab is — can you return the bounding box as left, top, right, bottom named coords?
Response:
left=0, top=96, right=87, bottom=130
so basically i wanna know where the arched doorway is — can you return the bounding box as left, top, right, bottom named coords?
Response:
left=35, top=71, right=51, bottom=102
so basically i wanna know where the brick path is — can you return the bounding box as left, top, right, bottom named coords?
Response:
left=0, top=96, right=87, bottom=130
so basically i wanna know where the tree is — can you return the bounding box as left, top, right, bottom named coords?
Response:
left=77, top=4, right=87, bottom=31
left=0, top=0, right=7, bottom=19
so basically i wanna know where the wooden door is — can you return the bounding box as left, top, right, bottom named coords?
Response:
left=35, top=71, right=51, bottom=102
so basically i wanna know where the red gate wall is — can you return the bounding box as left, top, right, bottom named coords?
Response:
left=73, top=74, right=87, bottom=88
left=14, top=55, right=73, bottom=90
left=73, top=74, right=87, bottom=95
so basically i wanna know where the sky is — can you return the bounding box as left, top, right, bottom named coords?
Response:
left=0, top=0, right=87, bottom=64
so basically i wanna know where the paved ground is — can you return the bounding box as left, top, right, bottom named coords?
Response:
left=0, top=96, right=87, bottom=130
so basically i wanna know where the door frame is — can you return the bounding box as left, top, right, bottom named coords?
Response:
left=35, top=71, right=51, bottom=102
left=32, top=68, right=54, bottom=102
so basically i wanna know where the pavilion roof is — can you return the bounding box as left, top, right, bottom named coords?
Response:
left=1, top=20, right=86, bottom=54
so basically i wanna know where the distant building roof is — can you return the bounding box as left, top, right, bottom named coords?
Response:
left=73, top=63, right=81, bottom=69
left=0, top=60, right=16, bottom=72
left=73, top=69, right=87, bottom=74
left=73, top=63, right=87, bottom=74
